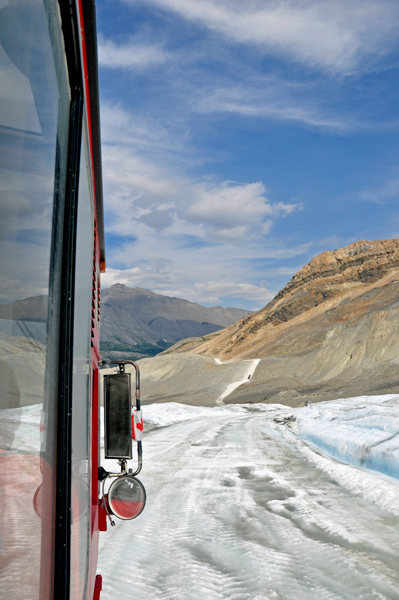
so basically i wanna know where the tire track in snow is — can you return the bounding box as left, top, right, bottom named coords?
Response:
left=98, top=405, right=399, bottom=599
left=216, top=359, right=260, bottom=406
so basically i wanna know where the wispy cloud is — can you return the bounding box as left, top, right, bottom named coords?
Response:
left=97, top=1, right=398, bottom=309
left=126, top=0, right=399, bottom=74
left=101, top=267, right=275, bottom=305
left=98, top=42, right=376, bottom=137
left=98, top=37, right=168, bottom=69
left=357, top=177, right=399, bottom=203
left=103, top=143, right=183, bottom=202
left=98, top=95, right=313, bottom=308
left=192, top=280, right=274, bottom=303
left=196, top=84, right=358, bottom=132
left=99, top=12, right=394, bottom=136
left=101, top=134, right=301, bottom=243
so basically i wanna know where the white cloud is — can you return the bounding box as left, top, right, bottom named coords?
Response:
left=101, top=268, right=274, bottom=305
left=103, top=143, right=182, bottom=199
left=98, top=95, right=310, bottom=309
left=127, top=0, right=399, bottom=74
left=99, top=55, right=365, bottom=139
left=100, top=225, right=314, bottom=308
left=192, top=281, right=274, bottom=303
left=98, top=38, right=168, bottom=69
left=187, top=181, right=271, bottom=228
left=101, top=266, right=143, bottom=289
left=185, top=181, right=300, bottom=240
left=102, top=146, right=301, bottom=241
left=99, top=106, right=301, bottom=242
left=196, top=85, right=357, bottom=132
left=95, top=3, right=398, bottom=311
left=100, top=104, right=175, bottom=150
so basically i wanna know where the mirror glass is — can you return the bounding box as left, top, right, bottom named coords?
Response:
left=108, top=475, right=146, bottom=520
left=104, top=373, right=132, bottom=459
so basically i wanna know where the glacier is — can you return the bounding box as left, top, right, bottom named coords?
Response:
left=3, top=393, right=399, bottom=598
left=98, top=394, right=399, bottom=599
left=292, top=394, right=399, bottom=480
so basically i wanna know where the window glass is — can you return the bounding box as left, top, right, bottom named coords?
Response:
left=0, top=0, right=67, bottom=598
left=70, top=128, right=94, bottom=600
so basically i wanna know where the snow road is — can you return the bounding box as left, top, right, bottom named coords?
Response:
left=98, top=396, right=399, bottom=600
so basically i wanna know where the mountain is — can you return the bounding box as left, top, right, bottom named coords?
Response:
left=0, top=285, right=252, bottom=359
left=0, top=295, right=47, bottom=322
left=176, top=239, right=399, bottom=405
left=100, top=284, right=252, bottom=358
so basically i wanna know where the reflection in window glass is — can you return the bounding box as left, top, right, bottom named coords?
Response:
left=70, top=130, right=94, bottom=600
left=0, top=0, right=63, bottom=598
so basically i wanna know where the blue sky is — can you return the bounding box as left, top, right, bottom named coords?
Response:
left=96, top=0, right=399, bottom=310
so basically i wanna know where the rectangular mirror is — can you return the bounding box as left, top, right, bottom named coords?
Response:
left=104, top=373, right=132, bottom=459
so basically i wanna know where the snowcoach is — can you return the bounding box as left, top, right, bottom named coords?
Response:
left=0, top=1, right=144, bottom=598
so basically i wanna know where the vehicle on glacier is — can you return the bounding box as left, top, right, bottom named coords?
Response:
left=0, top=1, right=144, bottom=598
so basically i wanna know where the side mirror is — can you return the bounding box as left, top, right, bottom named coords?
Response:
left=107, top=474, right=146, bottom=520
left=104, top=372, right=132, bottom=460
left=100, top=360, right=145, bottom=525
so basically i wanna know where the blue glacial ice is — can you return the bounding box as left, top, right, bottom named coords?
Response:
left=292, top=394, right=399, bottom=480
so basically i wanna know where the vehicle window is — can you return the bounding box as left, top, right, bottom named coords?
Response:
left=0, top=0, right=68, bottom=597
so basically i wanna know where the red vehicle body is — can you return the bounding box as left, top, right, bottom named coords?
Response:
left=0, top=0, right=108, bottom=597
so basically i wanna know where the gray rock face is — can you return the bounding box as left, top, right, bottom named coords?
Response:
left=181, top=238, right=399, bottom=406
left=100, top=284, right=252, bottom=348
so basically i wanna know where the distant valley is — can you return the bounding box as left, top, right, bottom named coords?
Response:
left=0, top=285, right=253, bottom=360
left=100, top=284, right=253, bottom=359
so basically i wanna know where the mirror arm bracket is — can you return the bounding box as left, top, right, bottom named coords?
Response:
left=101, top=459, right=129, bottom=526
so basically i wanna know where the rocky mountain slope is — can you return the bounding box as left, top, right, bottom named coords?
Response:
left=100, top=284, right=252, bottom=357
left=172, top=239, right=399, bottom=405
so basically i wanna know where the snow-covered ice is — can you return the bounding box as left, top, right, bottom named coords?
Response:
left=293, top=394, right=399, bottom=480
left=3, top=393, right=399, bottom=598
left=98, top=394, right=399, bottom=600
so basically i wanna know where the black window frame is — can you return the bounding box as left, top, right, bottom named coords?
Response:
left=47, top=0, right=87, bottom=598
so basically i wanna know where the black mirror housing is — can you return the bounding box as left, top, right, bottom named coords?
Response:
left=104, top=373, right=133, bottom=460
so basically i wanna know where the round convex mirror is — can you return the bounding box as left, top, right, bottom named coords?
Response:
left=108, top=475, right=146, bottom=520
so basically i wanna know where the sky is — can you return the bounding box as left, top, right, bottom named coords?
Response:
left=96, top=0, right=399, bottom=310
